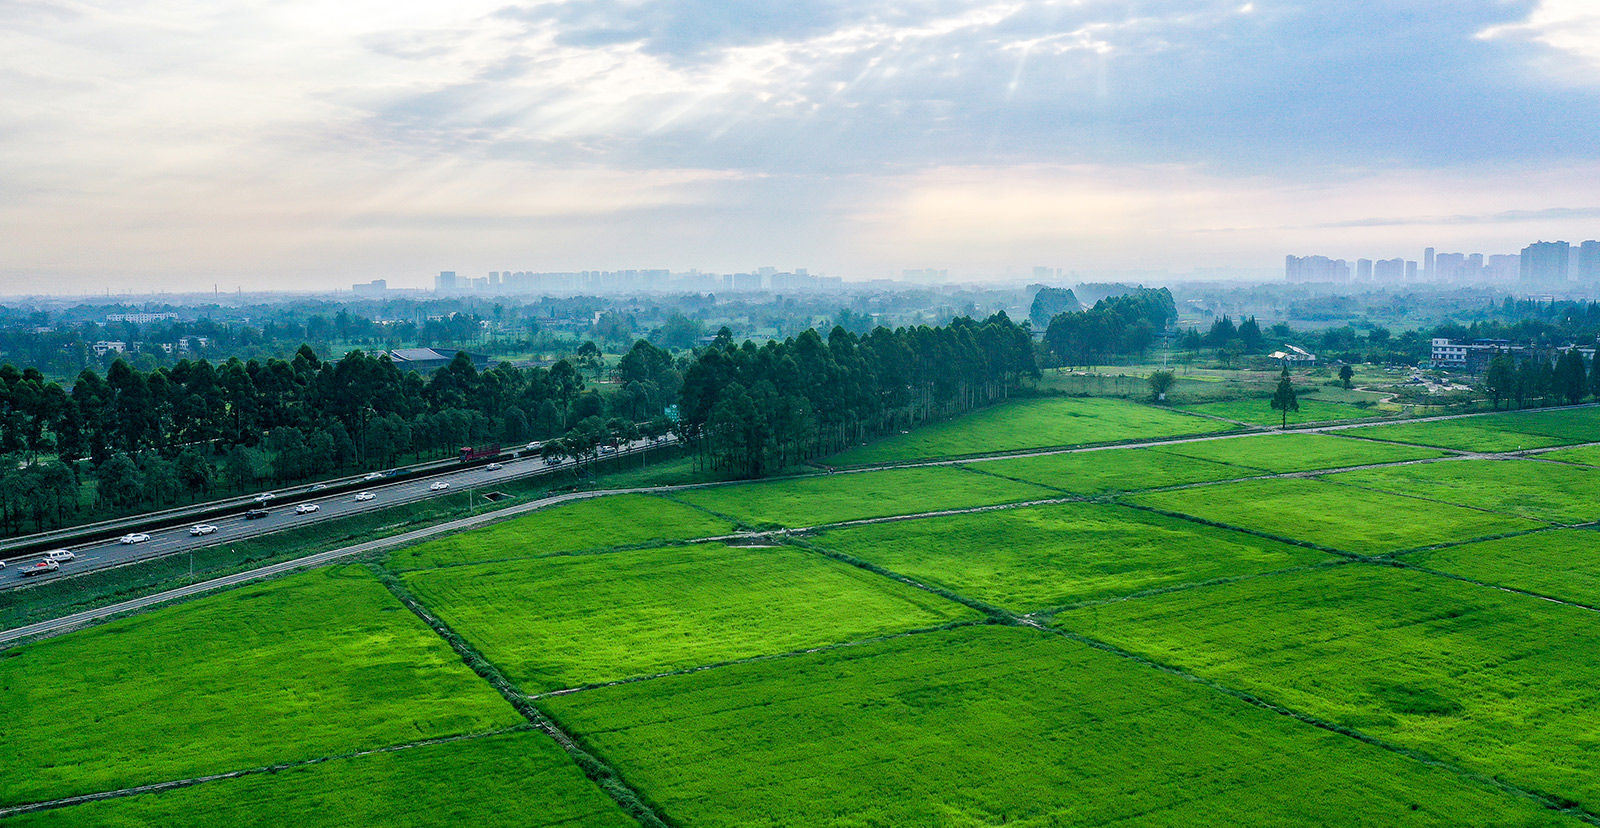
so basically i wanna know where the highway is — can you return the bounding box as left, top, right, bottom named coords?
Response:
left=0, top=437, right=672, bottom=589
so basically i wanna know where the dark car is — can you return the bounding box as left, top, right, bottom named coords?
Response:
left=244, top=508, right=270, bottom=519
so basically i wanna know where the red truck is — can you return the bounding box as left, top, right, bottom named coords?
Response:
left=458, top=444, right=501, bottom=464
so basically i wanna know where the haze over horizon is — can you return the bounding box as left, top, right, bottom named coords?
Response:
left=4, top=0, right=1600, bottom=293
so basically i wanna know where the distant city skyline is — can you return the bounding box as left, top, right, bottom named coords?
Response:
left=1286, top=237, right=1600, bottom=286
left=3, top=2, right=1600, bottom=293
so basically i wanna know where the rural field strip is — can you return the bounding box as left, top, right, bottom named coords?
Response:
left=1039, top=620, right=1600, bottom=826
left=8, top=404, right=1598, bottom=648
left=373, top=567, right=670, bottom=828
left=0, top=726, right=534, bottom=819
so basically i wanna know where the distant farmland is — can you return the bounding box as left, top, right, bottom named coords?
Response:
left=8, top=399, right=1600, bottom=825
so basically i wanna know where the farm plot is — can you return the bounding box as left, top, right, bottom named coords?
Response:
left=1130, top=477, right=1540, bottom=555
left=0, top=566, right=520, bottom=809
left=1408, top=529, right=1600, bottom=605
left=8, top=730, right=631, bottom=828
left=1326, top=458, right=1600, bottom=524
left=968, top=446, right=1253, bottom=494
left=1053, top=565, right=1600, bottom=815
left=540, top=625, right=1571, bottom=827
left=671, top=465, right=1057, bottom=528
left=401, top=542, right=976, bottom=692
left=810, top=502, right=1330, bottom=611
left=385, top=493, right=737, bottom=571
left=1349, top=408, right=1600, bottom=452
left=1533, top=444, right=1600, bottom=467
left=825, top=396, right=1233, bottom=465
left=1182, top=397, right=1379, bottom=426
left=1153, top=432, right=1450, bottom=474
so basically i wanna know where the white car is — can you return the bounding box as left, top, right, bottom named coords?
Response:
left=189, top=524, right=218, bottom=536
left=524, top=441, right=540, bottom=451
left=363, top=472, right=384, bottom=481
left=45, top=549, right=76, bottom=563
left=119, top=533, right=151, bottom=545
left=486, top=462, right=502, bottom=471
left=310, top=483, right=327, bottom=491
left=253, top=492, right=275, bottom=503
left=429, top=481, right=450, bottom=491
left=295, top=503, right=320, bottom=514
left=354, top=491, right=375, bottom=502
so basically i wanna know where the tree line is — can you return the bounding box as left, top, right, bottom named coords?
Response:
left=0, top=340, right=683, bottom=534
left=677, top=314, right=1037, bottom=477
left=1042, top=288, right=1177, bottom=368
left=1482, top=348, right=1597, bottom=410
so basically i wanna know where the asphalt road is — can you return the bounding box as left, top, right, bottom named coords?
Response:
left=0, top=438, right=671, bottom=589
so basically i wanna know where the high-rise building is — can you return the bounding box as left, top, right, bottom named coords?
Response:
left=1485, top=255, right=1520, bottom=282
left=1433, top=253, right=1465, bottom=282
left=1373, top=258, right=1405, bottom=282
left=1579, top=241, right=1600, bottom=285
left=435, top=271, right=458, bottom=292
left=1356, top=259, right=1373, bottom=281
left=1405, top=261, right=1418, bottom=281
left=1285, top=255, right=1351, bottom=283
left=1423, top=247, right=1435, bottom=280
left=351, top=279, right=387, bottom=296
left=1520, top=241, right=1571, bottom=283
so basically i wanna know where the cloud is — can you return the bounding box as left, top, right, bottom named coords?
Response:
left=2, top=0, right=1599, bottom=290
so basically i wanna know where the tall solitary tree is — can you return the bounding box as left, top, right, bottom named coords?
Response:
left=1147, top=370, right=1176, bottom=403
left=1270, top=367, right=1299, bottom=430
left=1338, top=364, right=1354, bottom=389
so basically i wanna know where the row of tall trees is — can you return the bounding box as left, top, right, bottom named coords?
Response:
left=0, top=339, right=684, bottom=533
left=677, top=314, right=1037, bottom=478
left=1482, top=349, right=1598, bottom=410
left=1042, top=288, right=1177, bottom=368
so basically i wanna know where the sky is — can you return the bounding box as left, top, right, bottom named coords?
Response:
left=2, top=0, right=1600, bottom=292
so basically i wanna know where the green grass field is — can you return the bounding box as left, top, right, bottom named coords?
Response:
left=671, top=465, right=1058, bottom=528
left=9, top=730, right=632, bottom=827
left=968, top=446, right=1254, bottom=493
left=1326, top=459, right=1600, bottom=524
left=1131, top=477, right=1541, bottom=555
left=0, top=567, right=520, bottom=808
left=384, top=493, right=738, bottom=570
left=1536, top=444, right=1600, bottom=467
left=1182, top=397, right=1379, bottom=426
left=1154, top=432, right=1450, bottom=473
left=810, top=503, right=1330, bottom=611
left=1350, top=407, right=1600, bottom=452
left=1053, top=565, right=1600, bottom=814
left=540, top=625, right=1570, bottom=826
left=824, top=396, right=1233, bottom=465
left=1408, top=529, right=1600, bottom=605
left=402, top=542, right=976, bottom=692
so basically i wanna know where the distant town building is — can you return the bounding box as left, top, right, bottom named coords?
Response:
left=1430, top=338, right=1523, bottom=372
left=1579, top=241, right=1600, bottom=285
left=435, top=271, right=458, bottom=293
left=1423, top=247, right=1435, bottom=280
left=1521, top=241, right=1571, bottom=283
left=92, top=341, right=127, bottom=356
left=1373, top=258, right=1405, bottom=283
left=1405, top=260, right=1418, bottom=281
left=1485, top=254, right=1520, bottom=282
left=1355, top=259, right=1373, bottom=281
left=386, top=348, right=488, bottom=373
left=105, top=312, right=178, bottom=324
left=1268, top=344, right=1317, bottom=365
left=1285, top=255, right=1350, bottom=283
